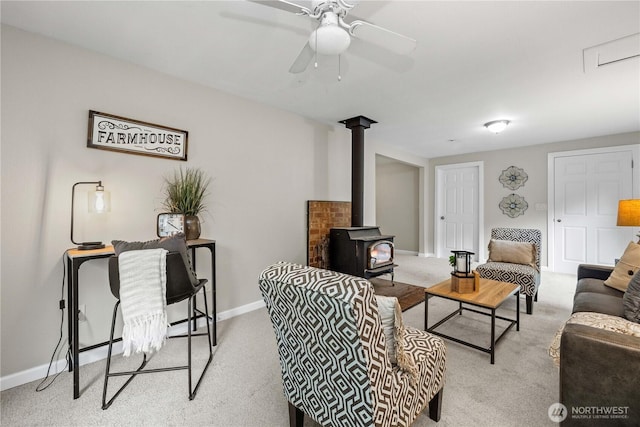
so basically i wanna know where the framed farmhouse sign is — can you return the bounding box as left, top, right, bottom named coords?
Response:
left=87, top=110, right=188, bottom=161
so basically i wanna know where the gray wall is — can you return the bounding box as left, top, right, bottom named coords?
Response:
left=429, top=132, right=640, bottom=265
left=375, top=155, right=419, bottom=252
left=0, top=25, right=351, bottom=379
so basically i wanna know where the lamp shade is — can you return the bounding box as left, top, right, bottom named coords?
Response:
left=617, top=199, right=640, bottom=226
left=88, top=185, right=111, bottom=213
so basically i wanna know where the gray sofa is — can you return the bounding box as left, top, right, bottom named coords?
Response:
left=559, top=264, right=640, bottom=426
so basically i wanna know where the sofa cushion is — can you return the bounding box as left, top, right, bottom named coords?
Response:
left=623, top=270, right=640, bottom=323
left=576, top=278, right=625, bottom=298
left=572, top=292, right=625, bottom=317
left=487, top=239, right=536, bottom=269
left=604, top=241, right=640, bottom=292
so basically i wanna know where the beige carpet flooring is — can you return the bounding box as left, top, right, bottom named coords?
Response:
left=0, top=254, right=577, bottom=426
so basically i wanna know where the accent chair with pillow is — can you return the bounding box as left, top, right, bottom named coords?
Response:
left=259, top=262, right=447, bottom=427
left=476, top=228, right=542, bottom=314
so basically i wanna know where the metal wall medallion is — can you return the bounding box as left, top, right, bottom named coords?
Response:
left=499, top=194, right=528, bottom=218
left=499, top=166, right=528, bottom=190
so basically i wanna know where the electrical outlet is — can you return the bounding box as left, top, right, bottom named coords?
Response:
left=78, top=305, right=87, bottom=322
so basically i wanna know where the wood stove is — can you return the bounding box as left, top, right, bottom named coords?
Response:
left=330, top=226, right=395, bottom=280
left=327, top=116, right=396, bottom=281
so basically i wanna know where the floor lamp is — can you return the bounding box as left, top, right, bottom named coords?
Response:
left=71, top=181, right=110, bottom=250
left=617, top=199, right=640, bottom=243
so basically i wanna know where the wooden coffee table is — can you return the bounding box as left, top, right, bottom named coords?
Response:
left=424, top=277, right=519, bottom=364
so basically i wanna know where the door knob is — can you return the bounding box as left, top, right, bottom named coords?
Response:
left=440, top=216, right=445, bottom=220
left=557, top=219, right=562, bottom=222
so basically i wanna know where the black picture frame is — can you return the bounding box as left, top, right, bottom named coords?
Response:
left=87, top=110, right=188, bottom=161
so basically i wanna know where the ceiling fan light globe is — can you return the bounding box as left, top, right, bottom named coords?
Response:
left=309, top=25, right=351, bottom=55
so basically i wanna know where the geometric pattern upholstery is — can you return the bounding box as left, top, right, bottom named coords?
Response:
left=476, top=228, right=542, bottom=314
left=476, top=262, right=539, bottom=297
left=259, top=262, right=446, bottom=427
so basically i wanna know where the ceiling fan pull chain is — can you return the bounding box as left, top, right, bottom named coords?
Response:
left=314, top=29, right=319, bottom=69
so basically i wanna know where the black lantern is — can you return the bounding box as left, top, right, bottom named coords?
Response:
left=451, top=250, right=474, bottom=277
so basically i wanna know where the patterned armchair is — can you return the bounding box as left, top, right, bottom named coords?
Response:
left=259, top=262, right=446, bottom=427
left=476, top=228, right=542, bottom=314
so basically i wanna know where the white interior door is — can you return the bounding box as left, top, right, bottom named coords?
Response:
left=436, top=163, right=482, bottom=260
left=552, top=149, right=634, bottom=273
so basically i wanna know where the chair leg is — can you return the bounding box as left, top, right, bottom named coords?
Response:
left=534, top=290, right=538, bottom=302
left=102, top=301, right=148, bottom=410
left=288, top=401, right=304, bottom=427
left=526, top=295, right=533, bottom=315
left=428, top=388, right=443, bottom=422
left=187, top=285, right=213, bottom=400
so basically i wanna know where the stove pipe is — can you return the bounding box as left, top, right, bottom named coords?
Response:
left=340, top=116, right=377, bottom=227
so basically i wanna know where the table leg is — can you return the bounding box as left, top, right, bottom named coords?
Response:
left=190, top=247, right=198, bottom=332
left=210, top=244, right=217, bottom=346
left=71, top=258, right=80, bottom=399
left=66, top=256, right=73, bottom=373
left=516, top=291, right=520, bottom=331
left=424, top=293, right=429, bottom=330
left=490, top=308, right=496, bottom=365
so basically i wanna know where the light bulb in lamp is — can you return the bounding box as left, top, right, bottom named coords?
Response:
left=89, top=184, right=111, bottom=213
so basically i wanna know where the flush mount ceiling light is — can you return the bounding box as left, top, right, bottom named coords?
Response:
left=484, top=120, right=510, bottom=134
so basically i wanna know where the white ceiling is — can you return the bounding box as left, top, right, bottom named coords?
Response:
left=2, top=1, right=639, bottom=158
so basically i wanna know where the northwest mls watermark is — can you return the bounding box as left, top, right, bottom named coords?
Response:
left=549, top=403, right=630, bottom=423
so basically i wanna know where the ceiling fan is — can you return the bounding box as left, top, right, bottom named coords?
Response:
left=249, top=0, right=417, bottom=74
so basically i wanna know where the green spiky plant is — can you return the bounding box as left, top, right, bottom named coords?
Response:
left=162, top=167, right=210, bottom=216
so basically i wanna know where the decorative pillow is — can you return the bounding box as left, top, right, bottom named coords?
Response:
left=604, top=241, right=640, bottom=292
left=623, top=270, right=640, bottom=323
left=112, top=233, right=198, bottom=286
left=375, top=295, right=399, bottom=363
left=374, top=295, right=417, bottom=377
left=487, top=239, right=536, bottom=269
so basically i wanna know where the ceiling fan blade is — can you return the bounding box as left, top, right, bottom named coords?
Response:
left=248, top=0, right=311, bottom=15
left=348, top=20, right=417, bottom=55
left=289, top=42, right=315, bottom=73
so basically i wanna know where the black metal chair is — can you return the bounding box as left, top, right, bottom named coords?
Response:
left=102, top=251, right=213, bottom=409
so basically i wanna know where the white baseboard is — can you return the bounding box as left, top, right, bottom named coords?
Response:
left=395, top=249, right=418, bottom=256
left=418, top=252, right=435, bottom=258
left=0, top=299, right=266, bottom=392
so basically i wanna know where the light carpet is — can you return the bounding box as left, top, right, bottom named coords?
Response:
left=0, top=254, right=577, bottom=426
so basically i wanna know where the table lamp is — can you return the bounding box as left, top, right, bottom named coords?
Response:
left=617, top=199, right=640, bottom=243
left=71, top=181, right=110, bottom=250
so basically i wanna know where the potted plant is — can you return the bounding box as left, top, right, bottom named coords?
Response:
left=162, top=167, right=210, bottom=240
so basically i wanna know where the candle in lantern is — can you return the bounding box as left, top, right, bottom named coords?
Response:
left=456, top=256, right=467, bottom=273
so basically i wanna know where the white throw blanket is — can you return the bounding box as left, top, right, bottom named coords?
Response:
left=118, top=248, right=169, bottom=357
